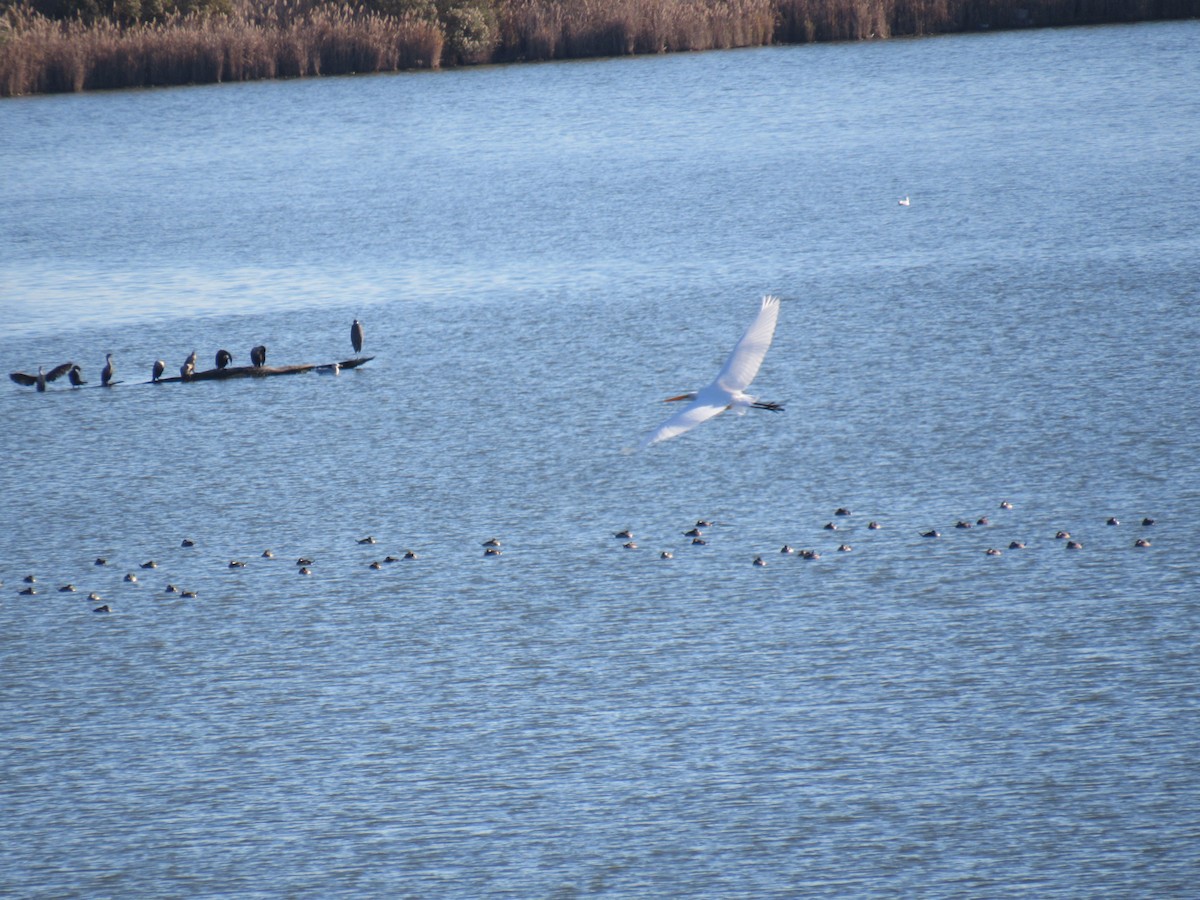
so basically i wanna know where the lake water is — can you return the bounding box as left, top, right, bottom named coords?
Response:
left=2, top=20, right=1199, bottom=897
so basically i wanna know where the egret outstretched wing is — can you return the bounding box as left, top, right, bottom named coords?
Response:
left=641, top=396, right=728, bottom=448
left=716, top=295, right=780, bottom=393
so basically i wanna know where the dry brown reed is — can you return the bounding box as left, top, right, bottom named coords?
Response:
left=1, top=2, right=443, bottom=95
left=494, top=0, right=775, bottom=61
left=3, top=0, right=1198, bottom=96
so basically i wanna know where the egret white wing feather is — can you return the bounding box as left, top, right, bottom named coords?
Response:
left=715, top=294, right=780, bottom=393
left=641, top=398, right=728, bottom=448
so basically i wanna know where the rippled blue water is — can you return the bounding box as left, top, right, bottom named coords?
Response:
left=2, top=20, right=1199, bottom=897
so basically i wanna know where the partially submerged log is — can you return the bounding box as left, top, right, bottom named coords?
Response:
left=154, top=356, right=373, bottom=384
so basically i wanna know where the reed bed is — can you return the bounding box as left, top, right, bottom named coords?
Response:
left=2, top=0, right=1198, bottom=96
left=1, top=3, right=443, bottom=95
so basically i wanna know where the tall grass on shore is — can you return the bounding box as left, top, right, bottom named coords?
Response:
left=494, top=0, right=775, bottom=62
left=0, top=2, right=443, bottom=95
left=3, top=0, right=1199, bottom=96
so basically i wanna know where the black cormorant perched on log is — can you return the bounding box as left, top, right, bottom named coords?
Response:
left=351, top=319, right=364, bottom=354
left=216, top=349, right=233, bottom=369
left=251, top=345, right=267, bottom=367
left=68, top=365, right=86, bottom=387
left=101, top=353, right=115, bottom=387
left=152, top=360, right=165, bottom=382
left=10, top=363, right=71, bottom=391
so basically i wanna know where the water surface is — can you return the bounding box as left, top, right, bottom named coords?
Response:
left=2, top=21, right=1199, bottom=897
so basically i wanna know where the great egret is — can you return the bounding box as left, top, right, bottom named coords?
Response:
left=642, top=295, right=784, bottom=448
left=351, top=319, right=364, bottom=354
left=898, top=195, right=911, bottom=206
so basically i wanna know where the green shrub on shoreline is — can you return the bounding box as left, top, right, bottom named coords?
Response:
left=2, top=0, right=1198, bottom=97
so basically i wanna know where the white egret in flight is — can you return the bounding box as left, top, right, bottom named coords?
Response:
left=641, top=294, right=784, bottom=448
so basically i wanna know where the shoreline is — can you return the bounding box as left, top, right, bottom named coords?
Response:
left=3, top=0, right=1199, bottom=98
